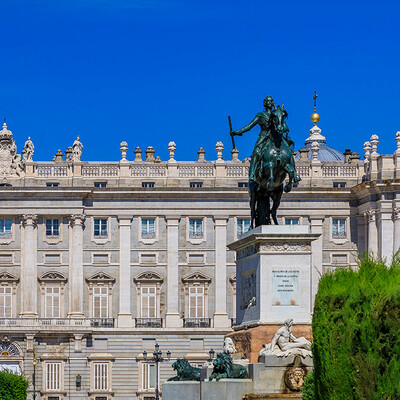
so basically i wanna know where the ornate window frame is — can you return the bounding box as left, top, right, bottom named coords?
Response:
left=181, top=272, right=211, bottom=319
left=38, top=272, right=67, bottom=318
left=133, top=272, right=163, bottom=319
left=234, top=217, right=251, bottom=241
left=0, top=271, right=19, bottom=318
left=88, top=353, right=115, bottom=400
left=186, top=217, right=206, bottom=245
left=0, top=217, right=15, bottom=245
left=43, top=217, right=63, bottom=245
left=138, top=217, right=159, bottom=245
left=86, top=272, right=116, bottom=318
left=0, top=336, right=23, bottom=374
left=137, top=360, right=159, bottom=399
left=330, top=216, right=350, bottom=244
left=40, top=354, right=68, bottom=399
left=91, top=217, right=111, bottom=245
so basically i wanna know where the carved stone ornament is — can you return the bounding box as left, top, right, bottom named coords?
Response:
left=133, top=271, right=163, bottom=284
left=86, top=271, right=116, bottom=284
left=284, top=367, right=307, bottom=391
left=237, top=244, right=259, bottom=260
left=0, top=337, right=20, bottom=356
left=0, top=271, right=19, bottom=283
left=0, top=121, right=24, bottom=177
left=259, top=242, right=311, bottom=252
left=365, top=209, right=376, bottom=222
left=38, top=271, right=67, bottom=283
left=240, top=272, right=256, bottom=310
left=181, top=272, right=212, bottom=284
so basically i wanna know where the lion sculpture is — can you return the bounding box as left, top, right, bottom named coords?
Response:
left=167, top=358, right=201, bottom=381
left=209, top=353, right=248, bottom=381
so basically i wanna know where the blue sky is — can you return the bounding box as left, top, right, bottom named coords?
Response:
left=2, top=0, right=400, bottom=161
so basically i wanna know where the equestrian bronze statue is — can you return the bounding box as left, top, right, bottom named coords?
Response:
left=230, top=96, right=301, bottom=227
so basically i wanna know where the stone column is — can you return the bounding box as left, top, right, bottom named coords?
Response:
left=118, top=218, right=133, bottom=327
left=165, top=217, right=182, bottom=327
left=394, top=208, right=400, bottom=255
left=213, top=217, right=230, bottom=328
left=68, top=215, right=85, bottom=318
left=366, top=210, right=378, bottom=256
left=20, top=215, right=38, bottom=317
left=310, top=216, right=323, bottom=310
left=378, top=206, right=394, bottom=262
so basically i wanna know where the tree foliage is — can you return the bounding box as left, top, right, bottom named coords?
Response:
left=312, top=253, right=400, bottom=400
left=0, top=370, right=29, bottom=400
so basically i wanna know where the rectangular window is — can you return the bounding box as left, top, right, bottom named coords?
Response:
left=141, top=219, right=156, bottom=239
left=46, top=362, right=61, bottom=391
left=94, top=182, right=107, bottom=188
left=94, top=219, right=108, bottom=238
left=188, top=286, right=204, bottom=318
left=237, top=218, right=250, bottom=237
left=189, top=219, right=203, bottom=238
left=93, top=254, right=109, bottom=264
left=141, top=287, right=156, bottom=318
left=140, top=254, right=157, bottom=264
left=0, top=254, right=12, bottom=264
left=46, top=219, right=60, bottom=237
left=190, top=182, right=203, bottom=188
left=46, top=182, right=59, bottom=187
left=142, top=363, right=156, bottom=390
left=0, top=286, right=12, bottom=318
left=93, top=286, right=108, bottom=318
left=142, top=182, right=155, bottom=188
left=285, top=218, right=299, bottom=225
left=93, top=362, right=109, bottom=391
left=332, top=218, right=347, bottom=238
left=238, top=182, right=249, bottom=188
left=0, top=219, right=12, bottom=238
left=332, top=254, right=348, bottom=265
left=333, top=182, right=346, bottom=188
left=45, top=254, right=61, bottom=265
left=188, top=254, right=204, bottom=265
left=45, top=287, right=61, bottom=318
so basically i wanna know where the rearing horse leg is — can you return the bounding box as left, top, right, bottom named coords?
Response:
left=266, top=161, right=275, bottom=189
left=271, top=185, right=283, bottom=225
left=248, top=181, right=257, bottom=229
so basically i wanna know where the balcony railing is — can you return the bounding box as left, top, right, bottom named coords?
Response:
left=90, top=318, right=115, bottom=327
left=0, top=318, right=91, bottom=327
left=135, top=318, right=163, bottom=328
left=183, top=318, right=211, bottom=328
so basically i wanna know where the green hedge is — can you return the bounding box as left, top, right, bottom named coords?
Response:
left=312, top=254, right=400, bottom=400
left=0, top=370, right=29, bottom=400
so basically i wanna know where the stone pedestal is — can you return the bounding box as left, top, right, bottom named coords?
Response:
left=228, top=225, right=320, bottom=327
left=162, top=381, right=200, bottom=400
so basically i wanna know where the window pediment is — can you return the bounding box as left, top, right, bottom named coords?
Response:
left=86, top=272, right=116, bottom=284
left=134, top=272, right=163, bottom=284
left=0, top=271, right=19, bottom=283
left=0, top=337, right=20, bottom=356
left=38, top=271, right=67, bottom=283
left=182, top=272, right=212, bottom=284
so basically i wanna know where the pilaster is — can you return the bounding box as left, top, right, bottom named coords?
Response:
left=118, top=218, right=134, bottom=327
left=165, top=217, right=182, bottom=327
left=309, top=216, right=323, bottom=310
left=68, top=214, right=85, bottom=318
left=365, top=210, right=378, bottom=256
left=377, top=204, right=394, bottom=262
left=213, top=217, right=230, bottom=328
left=20, top=214, right=38, bottom=318
left=394, top=207, right=400, bottom=255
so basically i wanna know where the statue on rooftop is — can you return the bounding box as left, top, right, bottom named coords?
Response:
left=22, top=137, right=34, bottom=161
left=230, top=96, right=301, bottom=226
left=72, top=136, right=83, bottom=162
left=258, top=318, right=312, bottom=358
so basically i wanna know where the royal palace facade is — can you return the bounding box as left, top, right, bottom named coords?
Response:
left=0, top=118, right=400, bottom=399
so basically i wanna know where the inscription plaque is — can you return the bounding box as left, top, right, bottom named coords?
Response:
left=272, top=269, right=299, bottom=306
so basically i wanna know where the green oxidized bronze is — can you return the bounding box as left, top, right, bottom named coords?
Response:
left=230, top=96, right=301, bottom=226
left=167, top=358, right=201, bottom=381
left=208, top=353, right=249, bottom=381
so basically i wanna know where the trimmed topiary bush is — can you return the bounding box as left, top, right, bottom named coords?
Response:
left=312, top=253, right=400, bottom=400
left=0, top=370, right=29, bottom=400
left=302, top=372, right=315, bottom=400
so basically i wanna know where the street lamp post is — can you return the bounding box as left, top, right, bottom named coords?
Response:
left=143, top=343, right=171, bottom=400
left=200, top=349, right=215, bottom=400
left=32, top=346, right=37, bottom=400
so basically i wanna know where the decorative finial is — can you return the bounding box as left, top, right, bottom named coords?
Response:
left=311, top=89, right=320, bottom=124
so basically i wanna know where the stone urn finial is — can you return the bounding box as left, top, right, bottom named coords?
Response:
left=370, top=134, right=379, bottom=155
left=197, top=147, right=206, bottom=162
left=311, top=141, right=319, bottom=161
left=231, top=148, right=239, bottom=162
left=363, top=141, right=371, bottom=160
left=145, top=146, right=156, bottom=162
left=134, top=147, right=142, bottom=162
left=168, top=141, right=176, bottom=162
left=215, top=141, right=224, bottom=161
left=395, top=131, right=400, bottom=154
left=120, top=141, right=128, bottom=161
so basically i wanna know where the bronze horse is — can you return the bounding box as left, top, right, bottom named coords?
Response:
left=249, top=105, right=301, bottom=227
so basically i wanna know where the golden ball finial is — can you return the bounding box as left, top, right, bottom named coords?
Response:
left=311, top=112, right=320, bottom=124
